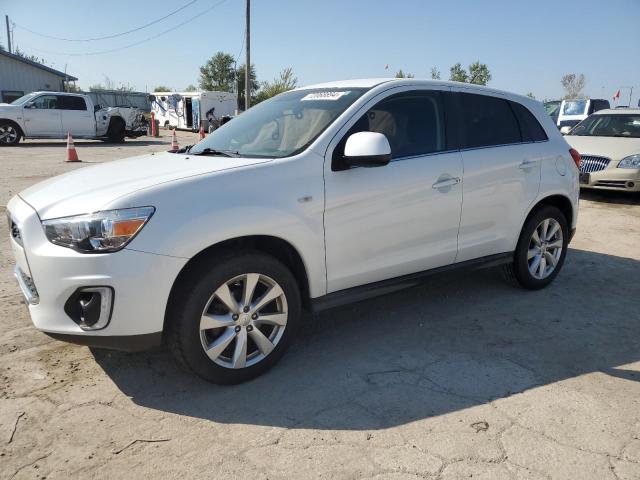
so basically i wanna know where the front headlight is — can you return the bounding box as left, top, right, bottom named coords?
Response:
left=618, top=154, right=640, bottom=169
left=42, top=207, right=155, bottom=253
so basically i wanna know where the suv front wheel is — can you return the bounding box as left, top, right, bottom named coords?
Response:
left=503, top=205, right=569, bottom=290
left=167, top=251, right=301, bottom=384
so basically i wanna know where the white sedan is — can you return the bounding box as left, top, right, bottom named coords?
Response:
left=565, top=109, right=640, bottom=192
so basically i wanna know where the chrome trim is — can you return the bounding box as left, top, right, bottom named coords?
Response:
left=580, top=155, right=611, bottom=173
left=14, top=265, right=39, bottom=305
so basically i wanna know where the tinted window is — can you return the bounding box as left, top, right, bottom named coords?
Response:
left=511, top=101, right=548, bottom=142
left=459, top=93, right=521, bottom=148
left=59, top=96, right=87, bottom=111
left=32, top=95, right=58, bottom=109
left=334, top=91, right=446, bottom=167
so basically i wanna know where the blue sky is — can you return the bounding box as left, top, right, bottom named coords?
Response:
left=3, top=0, right=639, bottom=104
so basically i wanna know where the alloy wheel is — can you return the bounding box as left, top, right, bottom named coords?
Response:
left=199, top=273, right=288, bottom=369
left=0, top=125, right=18, bottom=144
left=527, top=218, right=563, bottom=280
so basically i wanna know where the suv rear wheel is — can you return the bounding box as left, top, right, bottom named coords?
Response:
left=167, top=251, right=301, bottom=384
left=503, top=205, right=569, bottom=289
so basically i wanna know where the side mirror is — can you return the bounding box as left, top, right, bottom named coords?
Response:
left=560, top=126, right=572, bottom=135
left=344, top=131, right=391, bottom=168
left=24, top=102, right=35, bottom=109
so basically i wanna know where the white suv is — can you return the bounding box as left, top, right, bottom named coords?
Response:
left=8, top=79, right=580, bottom=384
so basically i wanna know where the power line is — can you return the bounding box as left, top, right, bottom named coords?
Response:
left=13, top=0, right=199, bottom=42
left=16, top=0, right=229, bottom=57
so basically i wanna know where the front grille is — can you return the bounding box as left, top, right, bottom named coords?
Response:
left=580, top=155, right=611, bottom=173
left=10, top=221, right=22, bottom=245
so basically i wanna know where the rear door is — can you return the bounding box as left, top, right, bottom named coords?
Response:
left=59, top=95, right=94, bottom=137
left=324, top=87, right=464, bottom=292
left=22, top=94, right=62, bottom=136
left=453, top=90, right=542, bottom=262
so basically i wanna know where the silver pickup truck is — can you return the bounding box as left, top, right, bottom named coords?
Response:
left=0, top=91, right=148, bottom=145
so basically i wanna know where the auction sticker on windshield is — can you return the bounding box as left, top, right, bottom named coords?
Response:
left=301, top=91, right=351, bottom=101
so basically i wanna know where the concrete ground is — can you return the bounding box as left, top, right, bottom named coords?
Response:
left=1, top=133, right=639, bottom=480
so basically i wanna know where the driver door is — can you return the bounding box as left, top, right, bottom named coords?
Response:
left=23, top=94, right=62, bottom=137
left=323, top=87, right=464, bottom=293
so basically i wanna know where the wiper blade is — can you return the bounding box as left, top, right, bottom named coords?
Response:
left=191, top=147, right=238, bottom=157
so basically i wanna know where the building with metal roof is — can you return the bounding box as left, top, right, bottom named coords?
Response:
left=0, top=49, right=78, bottom=103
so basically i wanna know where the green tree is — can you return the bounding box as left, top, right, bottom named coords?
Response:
left=198, top=52, right=236, bottom=91
left=153, top=85, right=171, bottom=92
left=467, top=61, right=491, bottom=85
left=255, top=68, right=298, bottom=104
left=184, top=84, right=198, bottom=92
left=430, top=67, right=441, bottom=80
left=449, top=61, right=492, bottom=85
left=449, top=63, right=469, bottom=82
left=236, top=63, right=259, bottom=110
left=395, top=69, right=414, bottom=78
left=526, top=92, right=536, bottom=99
left=561, top=73, right=586, bottom=99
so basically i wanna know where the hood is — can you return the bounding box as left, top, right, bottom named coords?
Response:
left=19, top=151, right=271, bottom=220
left=565, top=135, right=640, bottom=161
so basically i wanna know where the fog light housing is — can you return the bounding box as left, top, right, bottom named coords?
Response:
left=64, top=287, right=114, bottom=330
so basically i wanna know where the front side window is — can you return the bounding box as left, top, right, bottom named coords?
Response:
left=570, top=114, right=640, bottom=138
left=333, top=91, right=447, bottom=168
left=190, top=88, right=367, bottom=158
left=59, top=96, right=87, bottom=111
left=32, top=95, right=58, bottom=109
left=562, top=100, right=587, bottom=116
left=459, top=93, right=521, bottom=148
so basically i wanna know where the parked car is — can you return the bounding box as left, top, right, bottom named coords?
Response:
left=557, top=98, right=610, bottom=133
left=0, top=92, right=148, bottom=145
left=7, top=79, right=580, bottom=384
left=565, top=108, right=640, bottom=192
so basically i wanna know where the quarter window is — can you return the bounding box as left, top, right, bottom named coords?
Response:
left=510, top=101, right=548, bottom=142
left=459, top=93, right=521, bottom=148
left=59, top=96, right=87, bottom=111
left=32, top=95, right=59, bottom=109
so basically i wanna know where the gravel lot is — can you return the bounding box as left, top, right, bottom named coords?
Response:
left=1, top=133, right=639, bottom=480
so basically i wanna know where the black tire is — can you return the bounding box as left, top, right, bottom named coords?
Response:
left=166, top=250, right=302, bottom=384
left=502, top=205, right=569, bottom=290
left=106, top=118, right=125, bottom=143
left=0, top=121, right=22, bottom=146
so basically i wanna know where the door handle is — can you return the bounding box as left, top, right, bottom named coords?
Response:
left=519, top=159, right=539, bottom=170
left=432, top=177, right=461, bottom=189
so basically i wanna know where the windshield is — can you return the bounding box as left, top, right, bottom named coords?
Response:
left=190, top=88, right=367, bottom=158
left=562, top=100, right=588, bottom=116
left=10, top=93, right=38, bottom=106
left=570, top=114, right=640, bottom=138
left=544, top=101, right=561, bottom=116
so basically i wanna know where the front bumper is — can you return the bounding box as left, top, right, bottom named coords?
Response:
left=580, top=167, right=640, bottom=192
left=7, top=195, right=187, bottom=349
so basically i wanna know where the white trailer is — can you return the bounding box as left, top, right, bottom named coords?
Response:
left=151, top=91, right=237, bottom=131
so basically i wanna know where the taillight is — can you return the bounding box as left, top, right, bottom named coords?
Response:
left=569, top=148, right=581, bottom=169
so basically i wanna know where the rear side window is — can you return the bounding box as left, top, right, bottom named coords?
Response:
left=333, top=90, right=446, bottom=168
left=59, top=96, right=87, bottom=111
left=510, top=101, right=548, bottom=142
left=459, top=93, right=521, bottom=148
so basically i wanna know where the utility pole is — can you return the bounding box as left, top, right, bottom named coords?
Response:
left=245, top=0, right=250, bottom=111
left=5, top=15, right=11, bottom=53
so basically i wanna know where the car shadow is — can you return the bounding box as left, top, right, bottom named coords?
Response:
left=580, top=188, right=640, bottom=204
left=92, top=248, right=640, bottom=430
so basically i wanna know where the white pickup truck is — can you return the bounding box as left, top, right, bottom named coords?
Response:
left=0, top=91, right=148, bottom=145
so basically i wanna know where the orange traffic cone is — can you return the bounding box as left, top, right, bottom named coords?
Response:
left=170, top=130, right=179, bottom=152
left=66, top=132, right=80, bottom=162
left=199, top=124, right=206, bottom=140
